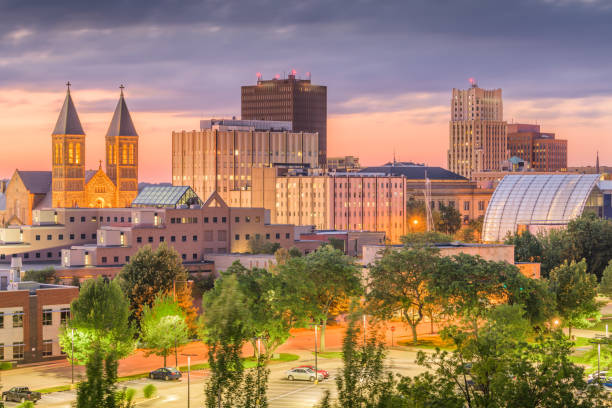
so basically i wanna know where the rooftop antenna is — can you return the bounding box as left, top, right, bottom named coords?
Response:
left=597, top=151, right=600, bottom=174
left=393, top=148, right=396, bottom=166
left=469, top=77, right=477, bottom=88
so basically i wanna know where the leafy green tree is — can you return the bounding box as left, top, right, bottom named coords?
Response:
left=538, top=228, right=572, bottom=278
left=565, top=212, right=612, bottom=281
left=248, top=237, right=281, bottom=255
left=599, top=260, right=612, bottom=297
left=458, top=226, right=476, bottom=243
left=140, top=295, right=189, bottom=367
left=279, top=245, right=362, bottom=352
left=549, top=260, right=600, bottom=338
left=436, top=203, right=462, bottom=235
left=327, top=237, right=345, bottom=252
left=23, top=267, right=56, bottom=283
left=60, top=278, right=135, bottom=365
left=367, top=245, right=441, bottom=343
left=118, top=244, right=194, bottom=328
left=400, top=231, right=453, bottom=246
left=505, top=230, right=543, bottom=264
left=201, top=274, right=269, bottom=408
left=468, top=216, right=484, bottom=241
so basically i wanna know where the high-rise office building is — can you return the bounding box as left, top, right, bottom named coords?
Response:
left=448, top=83, right=507, bottom=179
left=241, top=72, right=327, bottom=166
left=507, top=124, right=567, bottom=172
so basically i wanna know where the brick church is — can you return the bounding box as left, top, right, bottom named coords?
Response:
left=0, top=84, right=139, bottom=225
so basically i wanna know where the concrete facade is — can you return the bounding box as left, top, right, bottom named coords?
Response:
left=448, top=85, right=507, bottom=179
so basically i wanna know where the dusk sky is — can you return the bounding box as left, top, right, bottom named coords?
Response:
left=1, top=0, right=611, bottom=181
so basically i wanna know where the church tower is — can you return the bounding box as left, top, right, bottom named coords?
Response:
left=52, top=82, right=86, bottom=208
left=105, top=86, right=139, bottom=207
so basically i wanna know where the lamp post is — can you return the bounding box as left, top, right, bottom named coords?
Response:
left=71, top=328, right=74, bottom=385
left=314, top=324, right=318, bottom=385
left=390, top=326, right=395, bottom=347
left=362, top=314, right=367, bottom=346
left=588, top=336, right=611, bottom=382
left=181, top=353, right=197, bottom=408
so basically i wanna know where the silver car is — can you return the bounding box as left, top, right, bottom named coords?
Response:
left=285, top=367, right=324, bottom=382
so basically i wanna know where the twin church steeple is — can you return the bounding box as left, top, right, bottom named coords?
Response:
left=51, top=83, right=139, bottom=208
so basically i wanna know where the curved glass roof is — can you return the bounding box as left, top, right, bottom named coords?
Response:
left=482, top=174, right=600, bottom=242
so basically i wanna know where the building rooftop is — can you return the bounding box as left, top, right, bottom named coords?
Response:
left=482, top=174, right=601, bottom=242
left=132, top=186, right=203, bottom=208
left=106, top=90, right=138, bottom=137
left=359, top=163, right=467, bottom=181
left=17, top=171, right=52, bottom=194
left=52, top=87, right=85, bottom=136
left=200, top=118, right=293, bottom=132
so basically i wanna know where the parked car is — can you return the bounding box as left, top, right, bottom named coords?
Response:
left=296, top=365, right=330, bottom=379
left=588, top=371, right=608, bottom=382
left=285, top=367, right=324, bottom=382
left=149, top=367, right=182, bottom=381
left=587, top=372, right=612, bottom=389
left=2, top=387, right=42, bottom=403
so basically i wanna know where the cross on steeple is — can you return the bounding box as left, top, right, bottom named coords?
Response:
left=119, top=84, right=125, bottom=96
left=99, top=159, right=103, bottom=170
left=66, top=81, right=71, bottom=92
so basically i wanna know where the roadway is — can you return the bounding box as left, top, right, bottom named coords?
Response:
left=2, top=349, right=424, bottom=408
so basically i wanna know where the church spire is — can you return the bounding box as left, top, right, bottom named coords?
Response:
left=106, top=85, right=138, bottom=137
left=52, top=82, right=85, bottom=135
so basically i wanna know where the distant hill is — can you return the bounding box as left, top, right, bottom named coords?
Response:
left=138, top=182, right=172, bottom=192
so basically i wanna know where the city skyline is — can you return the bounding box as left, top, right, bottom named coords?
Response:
left=1, top=0, right=612, bottom=181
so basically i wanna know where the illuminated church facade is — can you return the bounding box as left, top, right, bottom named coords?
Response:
left=51, top=84, right=139, bottom=208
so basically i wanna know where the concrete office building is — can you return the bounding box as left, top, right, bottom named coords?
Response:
left=241, top=72, right=327, bottom=166
left=507, top=124, right=567, bottom=172
left=171, top=123, right=319, bottom=207
left=448, top=83, right=507, bottom=179
left=327, top=156, right=360, bottom=172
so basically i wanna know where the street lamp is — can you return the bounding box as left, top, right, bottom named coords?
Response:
left=71, top=328, right=74, bottom=385
left=181, top=353, right=197, bottom=408
left=314, top=324, right=319, bottom=385
left=588, top=336, right=611, bottom=382
left=390, top=326, right=396, bottom=347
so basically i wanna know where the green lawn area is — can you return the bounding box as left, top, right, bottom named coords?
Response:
left=398, top=335, right=455, bottom=350
left=312, top=351, right=343, bottom=359
left=587, top=317, right=612, bottom=332
left=35, top=384, right=73, bottom=394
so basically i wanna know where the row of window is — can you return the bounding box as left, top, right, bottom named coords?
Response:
left=101, top=256, right=129, bottom=264
left=68, top=215, right=132, bottom=223
left=35, top=233, right=95, bottom=241
left=235, top=232, right=290, bottom=241
left=135, top=231, right=227, bottom=244
left=0, top=309, right=70, bottom=330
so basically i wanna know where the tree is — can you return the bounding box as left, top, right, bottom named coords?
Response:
left=23, top=267, right=56, bottom=283
left=468, top=215, right=484, bottom=241
left=437, top=203, right=462, bottom=235
left=279, top=245, right=362, bottom=352
left=599, top=260, right=612, bottom=298
left=248, top=237, right=281, bottom=255
left=565, top=212, right=612, bottom=281
left=201, top=274, right=270, bottom=408
left=549, top=260, right=600, bottom=338
left=60, top=278, right=135, bottom=365
left=140, top=295, right=190, bottom=367
left=68, top=278, right=135, bottom=408
left=505, top=230, right=543, bottom=264
left=367, top=245, right=441, bottom=343
left=458, top=226, right=476, bottom=243
left=400, top=231, right=453, bottom=246
left=118, top=244, right=194, bottom=328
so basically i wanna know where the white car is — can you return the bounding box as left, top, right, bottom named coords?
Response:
left=285, top=367, right=324, bottom=382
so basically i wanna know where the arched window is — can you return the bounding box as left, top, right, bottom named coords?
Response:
left=122, top=144, right=128, bottom=164
left=68, top=143, right=74, bottom=164
left=129, top=144, right=134, bottom=164
left=108, top=145, right=112, bottom=165
left=75, top=143, right=81, bottom=164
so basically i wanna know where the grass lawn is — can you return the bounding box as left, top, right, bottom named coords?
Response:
left=587, top=317, right=612, bottom=332
left=398, top=335, right=455, bottom=350
left=35, top=384, right=73, bottom=394
left=312, top=351, right=343, bottom=359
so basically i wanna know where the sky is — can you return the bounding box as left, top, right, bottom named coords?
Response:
left=1, top=0, right=611, bottom=182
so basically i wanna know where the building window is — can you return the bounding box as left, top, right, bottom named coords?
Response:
left=148, top=237, right=153, bottom=243
left=245, top=234, right=250, bottom=240
left=0, top=312, right=3, bottom=328
left=275, top=233, right=280, bottom=239
left=12, top=342, right=24, bottom=360
left=214, top=217, right=219, bottom=223
left=59, top=234, right=63, bottom=240
left=60, top=308, right=70, bottom=325
left=80, top=233, right=86, bottom=239
left=204, top=217, right=209, bottom=223
left=36, top=252, right=41, bottom=258
left=193, top=235, right=198, bottom=242
left=114, top=217, right=118, bottom=222
left=47, top=234, right=52, bottom=240
left=221, top=217, right=226, bottom=223
left=235, top=217, right=240, bottom=223
left=285, top=233, right=290, bottom=239
left=266, top=233, right=270, bottom=240
left=13, top=312, right=23, bottom=328
left=106, top=217, right=110, bottom=222
left=171, top=236, right=176, bottom=242
left=182, top=236, right=187, bottom=242
left=47, top=252, right=52, bottom=258
left=463, top=201, right=470, bottom=211
left=245, top=216, right=251, bottom=223
left=80, top=216, right=85, bottom=222
left=70, top=234, right=75, bottom=240
left=42, top=340, right=53, bottom=357
left=102, top=257, right=107, bottom=263
left=160, top=236, right=165, bottom=242
left=192, top=253, right=197, bottom=260
left=120, top=217, right=125, bottom=222
left=218, top=230, right=227, bottom=241
left=92, top=233, right=96, bottom=239
left=181, top=254, right=186, bottom=260
left=478, top=200, right=485, bottom=211
left=114, top=256, right=119, bottom=263
left=0, top=343, right=3, bottom=360
left=35, top=235, right=40, bottom=241
left=126, top=256, right=130, bottom=262
left=235, top=234, right=240, bottom=240
left=42, top=309, right=53, bottom=326
left=24, top=253, right=29, bottom=259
